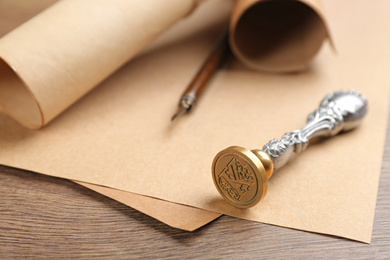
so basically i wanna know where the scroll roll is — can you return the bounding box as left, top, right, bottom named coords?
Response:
left=0, top=0, right=199, bottom=129
left=230, top=0, right=333, bottom=72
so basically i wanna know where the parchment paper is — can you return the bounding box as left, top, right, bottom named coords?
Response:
left=78, top=182, right=221, bottom=231
left=0, top=0, right=388, bottom=243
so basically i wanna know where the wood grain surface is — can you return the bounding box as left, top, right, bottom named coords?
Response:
left=0, top=1, right=389, bottom=259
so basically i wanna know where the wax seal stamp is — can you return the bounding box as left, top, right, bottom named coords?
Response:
left=212, top=90, right=367, bottom=208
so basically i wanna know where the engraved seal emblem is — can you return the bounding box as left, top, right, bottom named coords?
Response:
left=212, top=146, right=268, bottom=208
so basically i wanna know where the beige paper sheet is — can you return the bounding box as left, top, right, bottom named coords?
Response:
left=0, top=0, right=388, bottom=243
left=78, top=182, right=221, bottom=231
left=0, top=0, right=222, bottom=231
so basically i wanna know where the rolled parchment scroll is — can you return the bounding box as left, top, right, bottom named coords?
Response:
left=0, top=0, right=200, bottom=129
left=230, top=0, right=333, bottom=72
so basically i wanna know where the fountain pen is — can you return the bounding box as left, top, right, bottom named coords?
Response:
left=171, top=30, right=229, bottom=121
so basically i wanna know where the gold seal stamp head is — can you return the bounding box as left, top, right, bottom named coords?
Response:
left=212, top=146, right=273, bottom=208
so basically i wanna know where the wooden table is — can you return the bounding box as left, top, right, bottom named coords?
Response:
left=0, top=121, right=389, bottom=259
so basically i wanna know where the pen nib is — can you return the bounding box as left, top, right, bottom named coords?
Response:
left=171, top=98, right=193, bottom=122
left=171, top=105, right=187, bottom=122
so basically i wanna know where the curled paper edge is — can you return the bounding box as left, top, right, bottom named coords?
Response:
left=0, top=0, right=199, bottom=129
left=229, top=0, right=335, bottom=72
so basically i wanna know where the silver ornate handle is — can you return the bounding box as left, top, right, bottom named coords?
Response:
left=263, top=90, right=367, bottom=171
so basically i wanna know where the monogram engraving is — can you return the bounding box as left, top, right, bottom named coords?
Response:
left=218, top=158, right=255, bottom=201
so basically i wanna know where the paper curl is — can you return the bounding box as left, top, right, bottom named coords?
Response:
left=230, top=0, right=333, bottom=72
left=0, top=0, right=198, bottom=129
